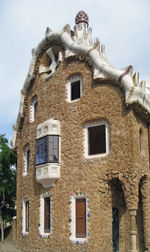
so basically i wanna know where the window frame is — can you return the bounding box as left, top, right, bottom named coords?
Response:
left=69, top=193, right=90, bottom=244
left=22, top=198, right=29, bottom=236
left=39, top=193, right=52, bottom=237
left=83, top=121, right=109, bottom=159
left=36, top=135, right=59, bottom=166
left=66, top=74, right=82, bottom=103
left=29, top=95, right=38, bottom=123
left=44, top=197, right=51, bottom=233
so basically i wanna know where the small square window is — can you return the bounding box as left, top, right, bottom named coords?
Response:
left=88, top=125, right=106, bottom=155
left=66, top=75, right=82, bottom=102
left=84, top=122, right=109, bottom=158
left=71, top=80, right=81, bottom=101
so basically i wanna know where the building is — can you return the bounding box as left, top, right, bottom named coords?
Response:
left=11, top=11, right=150, bottom=252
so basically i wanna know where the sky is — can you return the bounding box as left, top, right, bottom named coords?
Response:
left=0, top=0, right=150, bottom=144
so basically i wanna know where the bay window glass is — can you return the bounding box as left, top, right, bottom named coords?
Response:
left=36, top=135, right=59, bottom=165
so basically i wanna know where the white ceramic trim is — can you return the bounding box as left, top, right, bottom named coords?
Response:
left=39, top=192, right=52, bottom=237
left=69, top=193, right=90, bottom=245
left=66, top=74, right=82, bottom=103
left=83, top=121, right=109, bottom=159
left=23, top=144, right=30, bottom=176
left=29, top=96, right=38, bottom=123
left=11, top=21, right=150, bottom=148
left=22, top=197, right=29, bottom=237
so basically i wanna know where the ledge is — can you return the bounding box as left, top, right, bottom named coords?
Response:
left=36, top=163, right=60, bottom=188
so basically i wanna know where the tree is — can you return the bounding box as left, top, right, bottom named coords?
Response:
left=0, top=134, right=17, bottom=242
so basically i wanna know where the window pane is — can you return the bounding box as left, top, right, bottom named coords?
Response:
left=25, top=201, right=29, bottom=232
left=27, top=149, right=30, bottom=172
left=48, top=136, right=59, bottom=162
left=44, top=136, right=48, bottom=162
left=71, top=80, right=80, bottom=101
left=34, top=101, right=38, bottom=120
left=44, top=197, right=50, bottom=233
left=88, top=125, right=106, bottom=155
left=36, top=140, right=40, bottom=165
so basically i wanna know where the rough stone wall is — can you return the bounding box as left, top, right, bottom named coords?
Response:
left=15, top=57, right=150, bottom=252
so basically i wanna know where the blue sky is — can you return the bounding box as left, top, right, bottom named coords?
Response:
left=0, top=0, right=150, bottom=144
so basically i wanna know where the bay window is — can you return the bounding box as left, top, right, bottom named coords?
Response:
left=36, top=135, right=59, bottom=165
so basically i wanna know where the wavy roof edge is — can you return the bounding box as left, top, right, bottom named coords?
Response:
left=10, top=20, right=150, bottom=148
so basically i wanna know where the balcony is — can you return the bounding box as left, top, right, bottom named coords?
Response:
left=36, top=163, right=60, bottom=188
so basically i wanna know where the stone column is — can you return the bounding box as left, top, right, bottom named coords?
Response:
left=129, top=210, right=138, bottom=252
left=142, top=196, right=150, bottom=249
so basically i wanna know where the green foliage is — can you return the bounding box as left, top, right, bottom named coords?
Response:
left=0, top=134, right=17, bottom=222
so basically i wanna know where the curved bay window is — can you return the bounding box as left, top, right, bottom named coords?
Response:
left=36, top=135, right=59, bottom=165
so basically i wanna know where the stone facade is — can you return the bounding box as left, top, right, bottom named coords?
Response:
left=12, top=11, right=150, bottom=252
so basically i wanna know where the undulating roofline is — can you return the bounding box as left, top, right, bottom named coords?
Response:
left=11, top=11, right=150, bottom=148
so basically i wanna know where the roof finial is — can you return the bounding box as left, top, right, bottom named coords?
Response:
left=75, top=11, right=89, bottom=26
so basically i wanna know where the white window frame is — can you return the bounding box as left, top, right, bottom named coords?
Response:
left=66, top=74, right=82, bottom=103
left=22, top=197, right=29, bottom=236
left=69, top=193, right=90, bottom=244
left=23, top=144, right=30, bottom=176
left=39, top=192, right=52, bottom=237
left=29, top=95, right=38, bottom=123
left=83, top=121, right=110, bottom=159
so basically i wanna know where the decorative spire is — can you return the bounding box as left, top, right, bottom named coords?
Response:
left=75, top=11, right=89, bottom=25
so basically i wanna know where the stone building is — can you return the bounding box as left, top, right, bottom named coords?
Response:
left=11, top=11, right=150, bottom=252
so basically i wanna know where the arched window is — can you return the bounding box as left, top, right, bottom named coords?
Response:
left=29, top=95, right=38, bottom=122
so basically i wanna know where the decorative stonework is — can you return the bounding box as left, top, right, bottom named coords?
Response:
left=23, top=144, right=30, bottom=176
left=75, top=11, right=89, bottom=25
left=69, top=192, right=90, bottom=244
left=36, top=118, right=61, bottom=188
left=11, top=12, right=150, bottom=148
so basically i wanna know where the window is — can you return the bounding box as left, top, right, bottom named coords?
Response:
left=76, top=198, right=86, bottom=238
left=36, top=135, right=59, bottom=165
left=22, top=198, right=29, bottom=236
left=66, top=74, right=82, bottom=102
left=83, top=122, right=109, bottom=158
left=44, top=197, right=51, bottom=233
left=29, top=95, right=38, bottom=122
left=69, top=193, right=90, bottom=244
left=25, top=201, right=29, bottom=232
left=34, top=101, right=38, bottom=120
left=23, top=144, right=30, bottom=175
left=71, top=80, right=81, bottom=101
left=39, top=193, right=51, bottom=236
left=88, top=125, right=106, bottom=155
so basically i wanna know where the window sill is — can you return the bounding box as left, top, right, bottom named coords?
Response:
left=36, top=163, right=60, bottom=188
left=85, top=152, right=108, bottom=159
left=22, top=232, right=29, bottom=237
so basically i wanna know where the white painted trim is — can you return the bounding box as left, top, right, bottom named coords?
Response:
left=29, top=95, right=38, bottom=123
left=22, top=197, right=29, bottom=237
left=23, top=144, right=30, bottom=176
left=36, top=118, right=61, bottom=139
left=66, top=74, right=82, bottom=103
left=69, top=193, right=90, bottom=245
left=39, top=192, right=52, bottom=238
left=83, top=121, right=110, bottom=159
